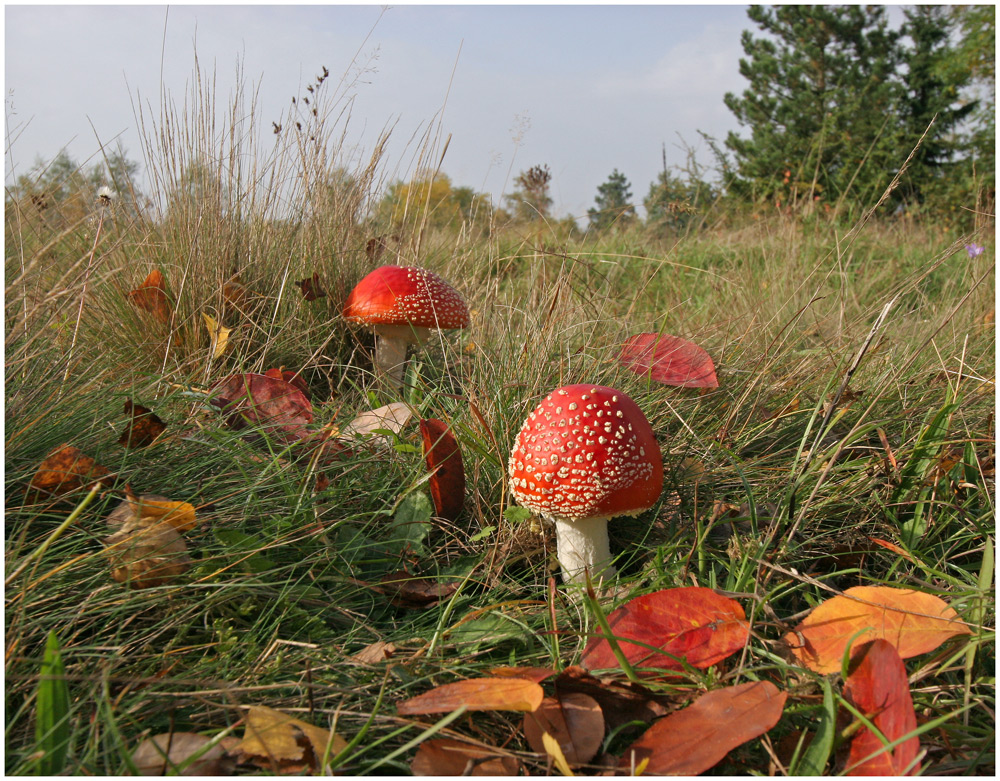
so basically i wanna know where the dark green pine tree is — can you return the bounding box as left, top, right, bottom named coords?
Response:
left=587, top=169, right=636, bottom=231
left=723, top=5, right=902, bottom=209
left=891, top=6, right=982, bottom=211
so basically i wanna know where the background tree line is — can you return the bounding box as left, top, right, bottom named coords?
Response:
left=8, top=6, right=992, bottom=238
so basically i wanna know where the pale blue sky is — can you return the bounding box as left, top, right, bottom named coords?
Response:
left=6, top=3, right=759, bottom=218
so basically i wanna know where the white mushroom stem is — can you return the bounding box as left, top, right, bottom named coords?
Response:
left=372, top=324, right=431, bottom=390
left=553, top=515, right=616, bottom=584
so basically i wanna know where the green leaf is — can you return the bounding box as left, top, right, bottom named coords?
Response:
left=470, top=525, right=496, bottom=542
left=387, top=491, right=434, bottom=555
left=504, top=506, right=532, bottom=523
left=215, top=530, right=278, bottom=573
left=35, top=630, right=71, bottom=775
left=795, top=677, right=837, bottom=775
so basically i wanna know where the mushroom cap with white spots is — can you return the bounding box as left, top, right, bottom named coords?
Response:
left=508, top=384, right=663, bottom=524
left=342, top=265, right=470, bottom=330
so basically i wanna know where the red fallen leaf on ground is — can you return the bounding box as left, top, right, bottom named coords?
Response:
left=128, top=268, right=173, bottom=324
left=374, top=571, right=461, bottom=609
left=842, top=639, right=921, bottom=776
left=419, top=418, right=465, bottom=521
left=397, top=677, right=545, bottom=716
left=411, top=738, right=521, bottom=776
left=554, top=666, right=669, bottom=732
left=28, top=444, right=113, bottom=499
left=581, top=586, right=749, bottom=673
left=263, top=367, right=310, bottom=400
left=523, top=692, right=605, bottom=767
left=210, top=372, right=313, bottom=444
left=784, top=586, right=972, bottom=674
left=296, top=272, right=327, bottom=301
left=619, top=681, right=787, bottom=775
left=119, top=398, right=167, bottom=447
left=619, top=332, right=719, bottom=388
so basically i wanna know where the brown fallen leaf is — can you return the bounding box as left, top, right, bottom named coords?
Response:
left=105, top=517, right=190, bottom=589
left=222, top=274, right=249, bottom=310
left=374, top=571, right=461, bottom=609
left=784, top=586, right=972, bottom=674
left=296, top=272, right=327, bottom=301
left=351, top=640, right=396, bottom=665
left=419, top=418, right=465, bottom=521
left=128, top=268, right=172, bottom=324
left=488, top=666, right=559, bottom=685
left=619, top=681, right=787, bottom=775
left=397, top=677, right=545, bottom=716
left=131, top=731, right=233, bottom=775
left=843, top=639, right=921, bottom=776
left=119, top=399, right=168, bottom=448
left=523, top=692, right=605, bottom=768
left=553, top=666, right=670, bottom=733
left=28, top=443, right=112, bottom=500
left=410, top=738, right=521, bottom=776
left=231, top=705, right=347, bottom=774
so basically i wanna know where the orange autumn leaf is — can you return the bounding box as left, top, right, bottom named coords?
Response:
left=119, top=398, right=167, bottom=448
left=397, top=677, right=544, bottom=716
left=619, top=681, right=787, bottom=776
left=843, top=639, right=921, bottom=776
left=128, top=269, right=172, bottom=324
left=785, top=586, right=972, bottom=674
left=29, top=444, right=112, bottom=499
left=581, top=586, right=749, bottom=674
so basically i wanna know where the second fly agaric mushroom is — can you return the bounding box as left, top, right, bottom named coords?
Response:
left=508, top=384, right=663, bottom=584
left=342, top=265, right=469, bottom=389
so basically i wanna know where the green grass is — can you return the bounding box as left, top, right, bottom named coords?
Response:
left=5, top=61, right=995, bottom=775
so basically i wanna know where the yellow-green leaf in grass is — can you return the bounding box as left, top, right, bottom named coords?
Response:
left=35, top=630, right=71, bottom=776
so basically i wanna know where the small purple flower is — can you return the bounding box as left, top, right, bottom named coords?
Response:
left=965, top=243, right=985, bottom=258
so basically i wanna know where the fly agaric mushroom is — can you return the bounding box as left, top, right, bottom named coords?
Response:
left=342, top=265, right=469, bottom=390
left=508, top=384, right=663, bottom=583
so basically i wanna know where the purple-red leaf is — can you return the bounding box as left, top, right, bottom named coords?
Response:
left=419, top=418, right=465, bottom=521
left=210, top=372, right=313, bottom=444
left=581, top=587, right=749, bottom=674
left=619, top=332, right=718, bottom=388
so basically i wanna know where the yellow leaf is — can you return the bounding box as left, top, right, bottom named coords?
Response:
left=127, top=493, right=197, bottom=533
left=542, top=732, right=575, bottom=777
left=202, top=312, right=232, bottom=360
left=233, top=705, right=348, bottom=773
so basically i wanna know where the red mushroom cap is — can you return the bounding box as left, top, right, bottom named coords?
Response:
left=342, top=265, right=470, bottom=330
left=508, top=385, right=663, bottom=522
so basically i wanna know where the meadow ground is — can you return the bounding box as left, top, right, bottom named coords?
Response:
left=4, top=74, right=995, bottom=775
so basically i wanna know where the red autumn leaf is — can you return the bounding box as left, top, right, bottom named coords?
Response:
left=263, top=367, right=310, bottom=400
left=581, top=586, right=749, bottom=674
left=28, top=444, right=113, bottom=499
left=419, top=418, right=465, bottom=521
left=128, top=268, right=173, bottom=324
left=619, top=332, right=719, bottom=388
left=843, top=639, right=921, bottom=776
left=296, top=272, right=327, bottom=301
left=523, top=692, right=605, bottom=767
left=784, top=586, right=972, bottom=674
left=619, top=681, right=787, bottom=775
left=410, top=738, right=521, bottom=776
left=210, top=372, right=313, bottom=444
left=397, top=677, right=544, bottom=716
left=119, top=398, right=167, bottom=448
